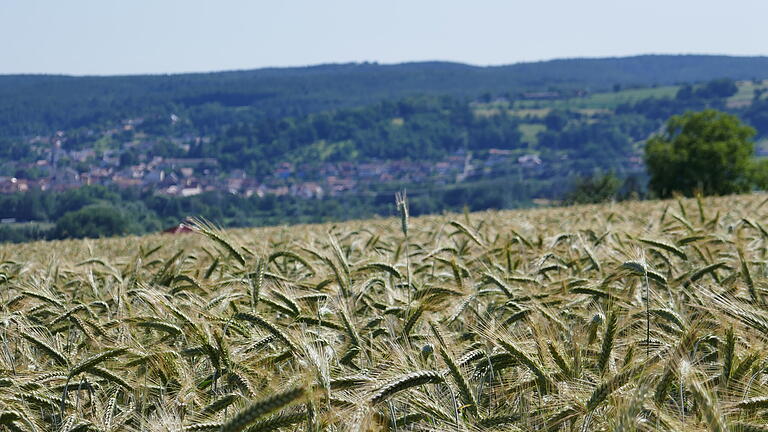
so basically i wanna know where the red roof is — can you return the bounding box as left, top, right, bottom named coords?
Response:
left=163, top=224, right=195, bottom=234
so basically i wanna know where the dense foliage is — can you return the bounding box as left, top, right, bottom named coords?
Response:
left=3, top=194, right=768, bottom=430
left=188, top=96, right=522, bottom=175
left=51, top=204, right=131, bottom=239
left=645, top=110, right=757, bottom=197
left=562, top=173, right=637, bottom=204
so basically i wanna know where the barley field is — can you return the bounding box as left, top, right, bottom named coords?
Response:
left=3, top=193, right=768, bottom=431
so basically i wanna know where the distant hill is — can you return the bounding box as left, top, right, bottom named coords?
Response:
left=2, top=55, right=768, bottom=136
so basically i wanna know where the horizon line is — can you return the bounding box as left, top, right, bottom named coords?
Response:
left=3, top=52, right=767, bottom=79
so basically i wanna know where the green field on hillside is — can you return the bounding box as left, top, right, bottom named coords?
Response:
left=473, top=85, right=680, bottom=121
left=3, top=193, right=768, bottom=430
left=518, top=123, right=546, bottom=145
left=517, top=85, right=680, bottom=110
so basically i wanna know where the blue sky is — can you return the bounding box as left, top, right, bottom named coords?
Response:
left=2, top=0, right=767, bottom=75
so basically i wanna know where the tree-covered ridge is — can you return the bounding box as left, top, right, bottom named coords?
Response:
left=3, top=55, right=768, bottom=136
left=7, top=75, right=764, bottom=180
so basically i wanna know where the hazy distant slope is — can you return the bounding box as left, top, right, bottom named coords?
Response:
left=1, top=55, right=768, bottom=136
left=499, top=55, right=768, bottom=86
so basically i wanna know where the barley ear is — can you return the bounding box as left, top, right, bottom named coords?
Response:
left=437, top=345, right=478, bottom=418
left=370, top=370, right=444, bottom=405
left=220, top=386, right=305, bottom=432
left=597, top=310, right=617, bottom=375
left=681, top=362, right=727, bottom=432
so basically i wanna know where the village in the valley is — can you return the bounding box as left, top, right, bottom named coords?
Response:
left=0, top=118, right=557, bottom=198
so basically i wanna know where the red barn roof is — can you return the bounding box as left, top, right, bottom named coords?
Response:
left=163, top=223, right=195, bottom=234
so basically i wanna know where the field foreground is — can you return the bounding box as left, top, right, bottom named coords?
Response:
left=3, top=194, right=768, bottom=431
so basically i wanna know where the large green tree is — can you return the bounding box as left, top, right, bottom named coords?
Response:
left=645, top=109, right=756, bottom=197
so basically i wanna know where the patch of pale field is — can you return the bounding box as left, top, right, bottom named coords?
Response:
left=509, top=108, right=550, bottom=118
left=4, top=193, right=768, bottom=431
left=473, top=107, right=502, bottom=117
left=728, top=80, right=768, bottom=108
left=518, top=123, right=546, bottom=145
left=576, top=108, right=612, bottom=116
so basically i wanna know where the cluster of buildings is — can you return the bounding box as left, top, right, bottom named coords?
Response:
left=1, top=126, right=547, bottom=199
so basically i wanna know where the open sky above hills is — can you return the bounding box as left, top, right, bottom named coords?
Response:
left=2, top=0, right=767, bottom=75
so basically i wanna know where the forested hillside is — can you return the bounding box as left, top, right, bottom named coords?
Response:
left=3, top=55, right=768, bottom=136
